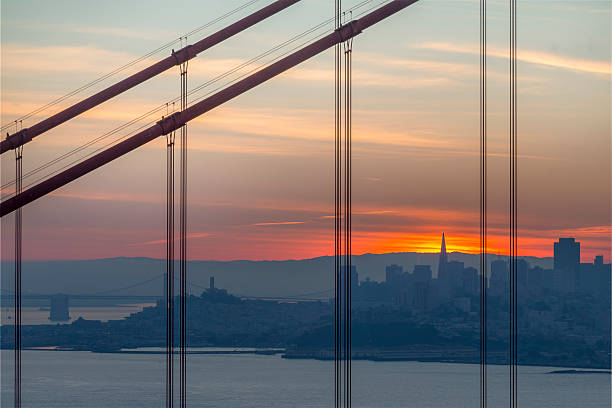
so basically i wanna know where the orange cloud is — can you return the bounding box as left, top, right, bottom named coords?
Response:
left=48, top=191, right=163, bottom=204
left=356, top=52, right=475, bottom=76
left=252, top=221, right=305, bottom=226
left=282, top=66, right=456, bottom=88
left=416, top=42, right=611, bottom=76
left=138, top=232, right=214, bottom=246
left=1, top=44, right=140, bottom=75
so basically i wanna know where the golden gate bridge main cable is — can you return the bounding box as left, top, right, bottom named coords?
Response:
left=0, top=0, right=302, bottom=155
left=1, top=0, right=419, bottom=232
left=0, top=0, right=264, bottom=135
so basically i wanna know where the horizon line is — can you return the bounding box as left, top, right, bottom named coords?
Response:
left=0, top=250, right=558, bottom=264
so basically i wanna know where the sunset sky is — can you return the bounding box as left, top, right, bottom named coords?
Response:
left=1, top=0, right=610, bottom=262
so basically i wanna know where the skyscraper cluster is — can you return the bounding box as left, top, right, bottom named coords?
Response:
left=350, top=235, right=610, bottom=309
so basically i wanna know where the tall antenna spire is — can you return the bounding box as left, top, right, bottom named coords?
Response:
left=438, top=233, right=448, bottom=278
left=441, top=233, right=447, bottom=255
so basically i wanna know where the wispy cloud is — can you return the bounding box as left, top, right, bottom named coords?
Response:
left=1, top=45, right=139, bottom=75
left=4, top=21, right=173, bottom=41
left=355, top=52, right=544, bottom=84
left=47, top=191, right=163, bottom=204
left=357, top=53, right=475, bottom=76
left=1, top=43, right=250, bottom=83
left=70, top=26, right=171, bottom=40
left=138, top=232, right=214, bottom=246
left=251, top=221, right=305, bottom=226
left=547, top=225, right=612, bottom=238
left=189, top=107, right=454, bottom=150
left=283, top=66, right=457, bottom=88
left=520, top=2, right=611, bottom=15
left=416, top=42, right=611, bottom=76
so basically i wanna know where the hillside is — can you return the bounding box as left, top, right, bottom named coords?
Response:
left=0, top=252, right=552, bottom=298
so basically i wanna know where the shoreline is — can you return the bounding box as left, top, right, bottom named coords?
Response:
left=4, top=346, right=609, bottom=371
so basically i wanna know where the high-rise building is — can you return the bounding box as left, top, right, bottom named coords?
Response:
left=587, top=255, right=611, bottom=298
left=446, top=260, right=465, bottom=292
left=413, top=265, right=432, bottom=282
left=438, top=233, right=448, bottom=279
left=553, top=238, right=580, bottom=293
left=49, top=294, right=70, bottom=322
left=527, top=265, right=553, bottom=294
left=210, top=276, right=215, bottom=290
left=461, top=266, right=478, bottom=295
left=578, top=262, right=597, bottom=294
left=517, top=259, right=529, bottom=287
left=385, top=264, right=403, bottom=283
left=554, top=238, right=580, bottom=270
left=595, top=257, right=611, bottom=299
left=413, top=280, right=439, bottom=310
left=490, top=260, right=508, bottom=297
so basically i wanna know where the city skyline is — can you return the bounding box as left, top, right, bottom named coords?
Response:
left=0, top=2, right=609, bottom=407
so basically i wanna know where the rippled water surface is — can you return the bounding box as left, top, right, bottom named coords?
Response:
left=1, top=350, right=610, bottom=407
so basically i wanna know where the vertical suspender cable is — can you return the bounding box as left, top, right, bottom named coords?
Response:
left=334, top=2, right=342, bottom=408
left=343, top=32, right=353, bottom=408
left=13, top=122, right=23, bottom=408
left=512, top=0, right=518, bottom=407
left=343, top=24, right=348, bottom=408
left=509, top=0, right=518, bottom=406
left=343, top=32, right=348, bottom=408
left=480, top=0, right=488, bottom=407
left=179, top=38, right=188, bottom=408
left=509, top=0, right=514, bottom=403
left=166, top=121, right=176, bottom=408
left=344, top=32, right=351, bottom=408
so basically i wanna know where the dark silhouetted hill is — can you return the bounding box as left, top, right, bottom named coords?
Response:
left=0, top=252, right=551, bottom=298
